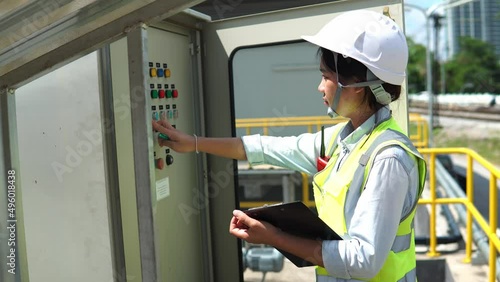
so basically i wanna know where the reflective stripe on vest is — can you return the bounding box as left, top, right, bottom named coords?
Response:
left=313, top=117, right=427, bottom=282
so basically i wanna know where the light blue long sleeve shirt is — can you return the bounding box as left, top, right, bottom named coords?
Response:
left=241, top=107, right=420, bottom=281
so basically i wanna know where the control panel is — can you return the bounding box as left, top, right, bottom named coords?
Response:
left=109, top=24, right=204, bottom=282
left=147, top=25, right=203, bottom=282
left=147, top=26, right=197, bottom=197
left=150, top=61, right=178, bottom=171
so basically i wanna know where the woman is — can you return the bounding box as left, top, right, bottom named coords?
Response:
left=153, top=9, right=426, bottom=282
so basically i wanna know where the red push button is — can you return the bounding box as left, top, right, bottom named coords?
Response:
left=155, top=158, right=165, bottom=170
left=159, top=90, right=165, bottom=98
left=173, top=89, right=179, bottom=98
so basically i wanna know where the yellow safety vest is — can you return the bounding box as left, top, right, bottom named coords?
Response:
left=313, top=117, right=427, bottom=281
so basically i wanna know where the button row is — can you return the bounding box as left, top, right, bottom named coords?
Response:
left=151, top=89, right=179, bottom=99
left=150, top=68, right=172, bottom=78
left=152, top=110, right=179, bottom=121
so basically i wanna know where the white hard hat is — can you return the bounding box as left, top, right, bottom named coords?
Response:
left=301, top=9, right=408, bottom=85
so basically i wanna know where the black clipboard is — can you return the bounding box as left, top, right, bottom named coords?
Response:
left=243, top=201, right=342, bottom=267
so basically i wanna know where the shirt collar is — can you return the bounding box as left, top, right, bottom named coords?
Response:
left=337, top=106, right=392, bottom=152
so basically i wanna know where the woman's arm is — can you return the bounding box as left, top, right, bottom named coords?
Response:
left=154, top=120, right=345, bottom=175
left=153, top=120, right=247, bottom=160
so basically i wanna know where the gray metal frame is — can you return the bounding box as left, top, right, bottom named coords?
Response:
left=98, top=45, right=127, bottom=282
left=126, top=25, right=157, bottom=281
left=0, top=0, right=204, bottom=91
left=190, top=29, right=214, bottom=282
left=0, top=89, right=28, bottom=282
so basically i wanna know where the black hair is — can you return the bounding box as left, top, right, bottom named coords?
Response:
left=318, top=47, right=401, bottom=110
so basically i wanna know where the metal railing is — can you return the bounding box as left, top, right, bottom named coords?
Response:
left=419, top=147, right=500, bottom=282
left=236, top=114, right=428, bottom=148
left=409, top=113, right=429, bottom=148
left=236, top=116, right=348, bottom=136
left=235, top=114, right=499, bottom=281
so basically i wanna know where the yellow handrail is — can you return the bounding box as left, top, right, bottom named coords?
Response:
left=419, top=147, right=500, bottom=282
left=236, top=114, right=428, bottom=148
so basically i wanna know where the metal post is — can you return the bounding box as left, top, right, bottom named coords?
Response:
left=98, top=45, right=127, bottom=282
left=425, top=12, right=435, bottom=147
left=126, top=24, right=158, bottom=282
left=406, top=0, right=479, bottom=146
left=0, top=88, right=29, bottom=282
left=404, top=3, right=434, bottom=146
left=191, top=29, right=215, bottom=282
left=432, top=14, right=444, bottom=129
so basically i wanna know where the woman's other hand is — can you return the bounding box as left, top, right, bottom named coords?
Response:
left=229, top=210, right=280, bottom=245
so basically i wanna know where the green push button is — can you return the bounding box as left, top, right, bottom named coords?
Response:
left=151, top=90, right=159, bottom=99
left=166, top=90, right=173, bottom=98
left=159, top=133, right=170, bottom=140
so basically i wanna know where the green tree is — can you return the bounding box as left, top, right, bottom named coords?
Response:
left=406, top=37, right=427, bottom=93
left=444, top=37, right=500, bottom=93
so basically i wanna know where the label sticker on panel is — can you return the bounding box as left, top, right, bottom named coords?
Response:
left=156, top=177, right=170, bottom=201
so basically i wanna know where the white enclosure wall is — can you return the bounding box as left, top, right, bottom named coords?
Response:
left=15, top=53, right=113, bottom=282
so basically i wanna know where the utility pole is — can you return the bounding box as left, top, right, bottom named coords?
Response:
left=405, top=0, right=478, bottom=146
left=432, top=13, right=444, bottom=129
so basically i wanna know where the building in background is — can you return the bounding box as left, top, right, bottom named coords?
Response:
left=447, top=0, right=500, bottom=57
